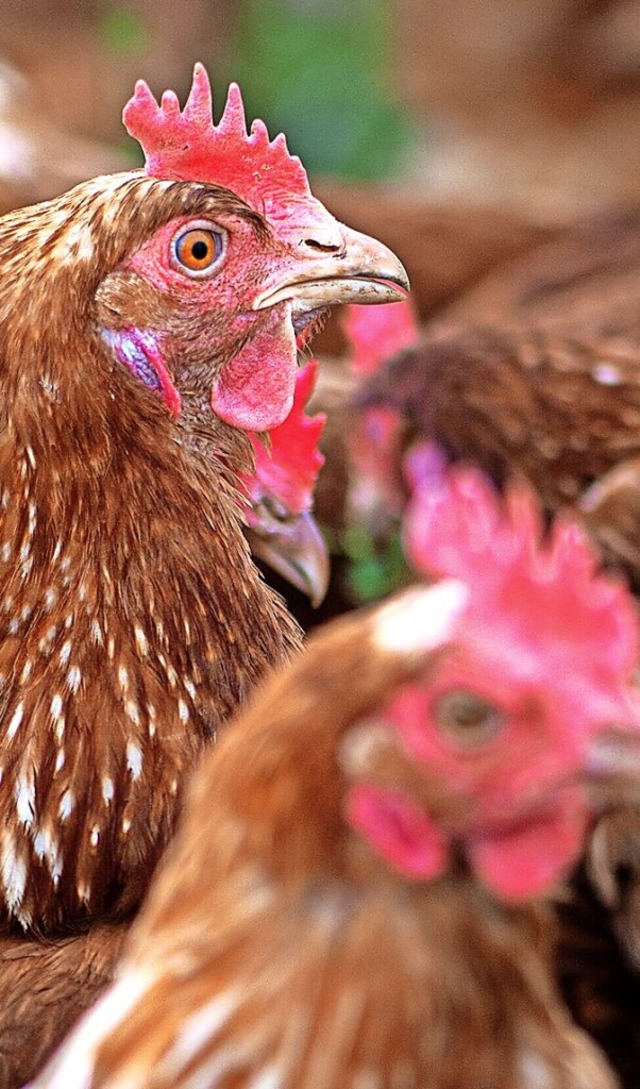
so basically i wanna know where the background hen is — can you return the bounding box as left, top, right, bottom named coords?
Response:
left=359, top=211, right=640, bottom=593
left=338, top=215, right=640, bottom=1086
left=33, top=466, right=640, bottom=1089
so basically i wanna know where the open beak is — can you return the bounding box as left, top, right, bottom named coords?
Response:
left=246, top=507, right=330, bottom=607
left=253, top=225, right=410, bottom=315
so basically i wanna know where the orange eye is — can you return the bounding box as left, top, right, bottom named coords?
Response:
left=172, top=223, right=226, bottom=277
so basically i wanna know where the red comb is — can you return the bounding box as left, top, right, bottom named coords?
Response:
left=242, top=360, right=326, bottom=514
left=404, top=465, right=638, bottom=696
left=124, top=64, right=318, bottom=230
left=343, top=299, right=419, bottom=377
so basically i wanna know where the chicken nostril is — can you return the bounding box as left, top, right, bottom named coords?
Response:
left=303, top=238, right=343, bottom=254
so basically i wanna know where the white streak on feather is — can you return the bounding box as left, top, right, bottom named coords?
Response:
left=6, top=701, right=23, bottom=739
left=102, top=777, right=114, bottom=804
left=15, top=775, right=35, bottom=827
left=163, top=991, right=241, bottom=1079
left=180, top=1046, right=243, bottom=1089
left=60, top=222, right=95, bottom=262
left=134, top=625, right=148, bottom=656
left=50, top=693, right=63, bottom=720
left=77, top=881, right=90, bottom=905
left=126, top=741, right=142, bottom=780
left=35, top=968, right=155, bottom=1089
left=59, top=789, right=74, bottom=821
left=1, top=833, right=27, bottom=914
left=67, top=666, right=82, bottom=693
left=125, top=699, right=140, bottom=727
left=32, top=826, right=62, bottom=881
left=372, top=580, right=468, bottom=658
left=592, top=363, right=621, bottom=387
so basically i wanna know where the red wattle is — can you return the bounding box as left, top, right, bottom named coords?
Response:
left=211, top=307, right=298, bottom=432
left=346, top=783, right=449, bottom=881
left=469, top=798, right=588, bottom=901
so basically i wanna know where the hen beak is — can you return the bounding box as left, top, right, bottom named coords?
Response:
left=253, top=225, right=410, bottom=314
left=586, top=724, right=640, bottom=780
left=246, top=506, right=330, bottom=607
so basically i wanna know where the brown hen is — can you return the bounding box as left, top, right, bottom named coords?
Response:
left=0, top=64, right=407, bottom=1084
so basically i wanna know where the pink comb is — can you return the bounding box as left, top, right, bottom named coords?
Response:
left=404, top=465, right=638, bottom=698
left=343, top=299, right=419, bottom=377
left=242, top=360, right=326, bottom=514
left=123, top=64, right=325, bottom=235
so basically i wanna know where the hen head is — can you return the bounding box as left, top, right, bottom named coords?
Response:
left=1, top=64, right=408, bottom=446
left=350, top=465, right=639, bottom=900
left=111, top=64, right=408, bottom=432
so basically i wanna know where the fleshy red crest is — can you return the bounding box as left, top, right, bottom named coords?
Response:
left=343, top=298, right=419, bottom=377
left=404, top=465, right=638, bottom=716
left=123, top=64, right=328, bottom=237
left=241, top=360, right=326, bottom=514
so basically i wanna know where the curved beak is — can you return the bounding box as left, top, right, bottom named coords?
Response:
left=253, top=225, right=410, bottom=314
left=246, top=507, right=330, bottom=607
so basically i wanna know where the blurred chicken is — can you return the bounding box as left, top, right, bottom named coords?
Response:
left=241, top=360, right=329, bottom=609
left=351, top=210, right=640, bottom=1086
left=32, top=467, right=640, bottom=1089
left=359, top=209, right=640, bottom=594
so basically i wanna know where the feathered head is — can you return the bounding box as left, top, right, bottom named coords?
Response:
left=345, top=466, right=640, bottom=901
left=123, top=63, right=335, bottom=246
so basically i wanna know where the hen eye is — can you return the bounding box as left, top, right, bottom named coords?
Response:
left=434, top=689, right=505, bottom=747
left=172, top=222, right=227, bottom=277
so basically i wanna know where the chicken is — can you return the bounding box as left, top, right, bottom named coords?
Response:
left=32, top=466, right=640, bottom=1089
left=0, top=57, right=406, bottom=928
left=359, top=210, right=640, bottom=592
left=0, top=62, right=408, bottom=1083
left=304, top=300, right=419, bottom=609
left=353, top=213, right=640, bottom=1085
left=241, top=360, right=329, bottom=609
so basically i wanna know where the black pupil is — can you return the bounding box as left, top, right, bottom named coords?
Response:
left=191, top=239, right=210, bottom=261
